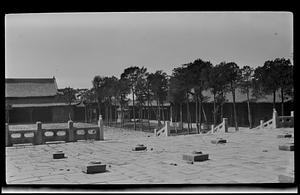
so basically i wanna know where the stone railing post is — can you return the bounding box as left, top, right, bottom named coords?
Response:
left=273, top=109, right=278, bottom=128
left=165, top=121, right=170, bottom=136
left=260, top=120, right=264, bottom=129
left=6, top=123, right=11, bottom=147
left=98, top=115, right=104, bottom=140
left=154, top=128, right=157, bottom=136
left=35, top=121, right=43, bottom=145
left=211, top=124, right=215, bottom=134
left=223, top=118, right=228, bottom=133
left=68, top=120, right=74, bottom=142
left=291, top=111, right=294, bottom=117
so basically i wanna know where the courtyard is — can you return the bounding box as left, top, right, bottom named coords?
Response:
left=5, top=125, right=294, bottom=184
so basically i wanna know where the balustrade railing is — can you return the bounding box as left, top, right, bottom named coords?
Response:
left=6, top=116, right=104, bottom=147
left=257, top=110, right=294, bottom=129
left=210, top=118, right=228, bottom=134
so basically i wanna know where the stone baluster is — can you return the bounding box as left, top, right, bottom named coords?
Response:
left=35, top=121, right=43, bottom=145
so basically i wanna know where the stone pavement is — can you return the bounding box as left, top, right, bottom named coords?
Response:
left=6, top=126, right=294, bottom=184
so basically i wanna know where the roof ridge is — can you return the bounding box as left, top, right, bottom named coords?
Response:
left=5, top=78, right=55, bottom=83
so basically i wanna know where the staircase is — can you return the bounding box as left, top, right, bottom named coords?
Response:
left=207, top=118, right=228, bottom=134
left=257, top=110, right=294, bottom=129
left=154, top=122, right=170, bottom=136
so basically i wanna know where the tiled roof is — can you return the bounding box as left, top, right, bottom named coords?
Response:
left=5, top=78, right=58, bottom=98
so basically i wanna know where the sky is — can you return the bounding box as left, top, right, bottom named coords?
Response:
left=5, top=12, right=293, bottom=89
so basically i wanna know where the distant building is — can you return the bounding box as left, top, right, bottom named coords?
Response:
left=5, top=77, right=83, bottom=124
left=126, top=89, right=293, bottom=127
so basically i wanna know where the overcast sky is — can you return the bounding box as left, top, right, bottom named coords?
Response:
left=5, top=12, right=293, bottom=89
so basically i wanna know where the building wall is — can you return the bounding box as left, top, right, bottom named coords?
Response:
left=6, top=96, right=62, bottom=105
left=8, top=106, right=75, bottom=124
left=74, top=107, right=85, bottom=122
left=127, top=102, right=293, bottom=128
left=51, top=106, right=74, bottom=123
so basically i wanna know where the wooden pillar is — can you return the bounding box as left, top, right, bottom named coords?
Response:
left=211, top=124, right=215, bottom=134
left=35, top=121, right=43, bottom=145
left=6, top=123, right=11, bottom=147
left=29, top=108, right=33, bottom=123
left=68, top=120, right=74, bottom=142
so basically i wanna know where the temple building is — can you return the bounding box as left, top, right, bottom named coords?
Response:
left=5, top=77, right=83, bottom=124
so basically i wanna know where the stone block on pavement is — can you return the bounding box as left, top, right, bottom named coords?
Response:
left=211, top=138, right=227, bottom=144
left=53, top=151, right=65, bottom=159
left=277, top=134, right=292, bottom=138
left=132, top=144, right=147, bottom=151
left=183, top=152, right=209, bottom=162
left=82, top=161, right=106, bottom=174
left=279, top=143, right=294, bottom=151
left=278, top=175, right=294, bottom=183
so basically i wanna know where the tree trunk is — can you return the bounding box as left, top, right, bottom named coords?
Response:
left=139, top=106, right=142, bottom=130
left=105, top=106, right=108, bottom=125
left=220, top=103, right=223, bottom=123
left=213, top=93, right=216, bottom=125
left=97, top=100, right=101, bottom=119
left=186, top=92, right=190, bottom=133
left=121, top=103, right=124, bottom=128
left=157, top=97, right=161, bottom=127
left=148, top=96, right=151, bottom=131
left=281, top=87, right=284, bottom=116
left=115, top=101, right=117, bottom=125
left=199, top=96, right=202, bottom=133
left=85, top=105, right=87, bottom=123
left=161, top=101, right=165, bottom=124
left=132, top=89, right=136, bottom=130
left=68, top=105, right=72, bottom=121
left=232, top=86, right=238, bottom=131
left=109, top=98, right=112, bottom=126
left=195, top=96, right=199, bottom=133
left=273, top=90, right=276, bottom=110
left=180, top=102, right=183, bottom=131
left=246, top=90, right=252, bottom=129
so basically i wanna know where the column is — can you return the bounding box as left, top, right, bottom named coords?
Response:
left=273, top=109, right=278, bottom=128
left=165, top=121, right=170, bottom=136
left=35, top=121, right=43, bottom=145
left=260, top=120, right=264, bottom=129
left=68, top=120, right=74, bottom=142
left=223, top=118, right=228, bottom=133
left=211, top=124, right=215, bottom=134
left=98, top=115, right=104, bottom=140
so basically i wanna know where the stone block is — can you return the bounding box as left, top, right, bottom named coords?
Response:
left=279, top=143, right=294, bottom=151
left=277, top=134, right=292, bottom=138
left=82, top=161, right=106, bottom=174
left=132, top=144, right=147, bottom=151
left=53, top=151, right=65, bottom=159
left=278, top=175, right=294, bottom=183
left=211, top=138, right=227, bottom=144
left=182, top=152, right=209, bottom=162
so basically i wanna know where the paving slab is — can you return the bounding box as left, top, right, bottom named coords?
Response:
left=6, top=126, right=294, bottom=184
